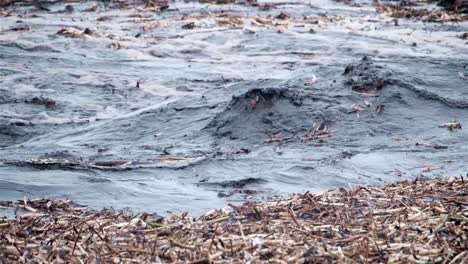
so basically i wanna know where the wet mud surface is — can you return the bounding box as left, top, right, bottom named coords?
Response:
left=0, top=0, right=467, bottom=214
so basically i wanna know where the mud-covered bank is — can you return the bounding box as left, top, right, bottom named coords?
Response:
left=0, top=0, right=467, bottom=214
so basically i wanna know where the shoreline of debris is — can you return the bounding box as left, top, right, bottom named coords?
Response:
left=1, top=177, right=466, bottom=263
left=1, top=0, right=467, bottom=21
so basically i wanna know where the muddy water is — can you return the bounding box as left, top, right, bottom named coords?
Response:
left=0, top=0, right=467, bottom=214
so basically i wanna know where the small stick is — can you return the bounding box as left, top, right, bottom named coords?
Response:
left=237, top=220, right=245, bottom=238
left=448, top=251, right=467, bottom=264
left=12, top=243, right=23, bottom=256
left=230, top=239, right=234, bottom=256
left=287, top=206, right=302, bottom=230
left=72, top=225, right=83, bottom=256
left=208, top=223, right=218, bottom=253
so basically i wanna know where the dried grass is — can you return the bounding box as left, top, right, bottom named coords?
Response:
left=1, top=177, right=467, bottom=263
left=377, top=5, right=467, bottom=22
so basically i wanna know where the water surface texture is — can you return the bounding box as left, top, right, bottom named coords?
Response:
left=0, top=0, right=467, bottom=214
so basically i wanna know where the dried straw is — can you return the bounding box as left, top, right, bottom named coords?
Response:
left=1, top=177, right=467, bottom=263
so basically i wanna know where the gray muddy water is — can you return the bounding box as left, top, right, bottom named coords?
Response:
left=0, top=0, right=467, bottom=214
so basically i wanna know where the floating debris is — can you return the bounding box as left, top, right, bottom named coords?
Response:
left=82, top=28, right=95, bottom=35
left=303, top=121, right=335, bottom=141
left=363, top=99, right=371, bottom=107
left=376, top=103, right=385, bottom=113
left=377, top=4, right=467, bottom=22
left=201, top=177, right=265, bottom=188
left=350, top=103, right=363, bottom=113
left=64, top=4, right=74, bottom=13
left=264, top=136, right=290, bottom=143
left=28, top=96, right=56, bottom=109
left=459, top=32, right=468, bottom=39
left=439, top=120, right=462, bottom=131
left=8, top=25, right=29, bottom=31
left=109, top=42, right=127, bottom=49
left=415, top=142, right=449, bottom=149
left=182, top=22, right=195, bottom=29
left=433, top=143, right=449, bottom=149
left=5, top=158, right=135, bottom=171
left=0, top=177, right=466, bottom=262
left=275, top=11, right=291, bottom=20
left=96, top=16, right=112, bottom=22
left=217, top=14, right=244, bottom=27
left=83, top=5, right=97, bottom=12
left=420, top=166, right=442, bottom=173
left=157, top=156, right=193, bottom=163
left=143, top=0, right=169, bottom=10
left=56, top=27, right=83, bottom=38
left=142, top=22, right=161, bottom=31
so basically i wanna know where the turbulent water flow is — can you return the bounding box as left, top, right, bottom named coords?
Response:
left=0, top=0, right=467, bottom=214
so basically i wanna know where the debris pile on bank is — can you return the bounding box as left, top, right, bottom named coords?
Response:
left=1, top=177, right=466, bottom=263
left=377, top=4, right=467, bottom=22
